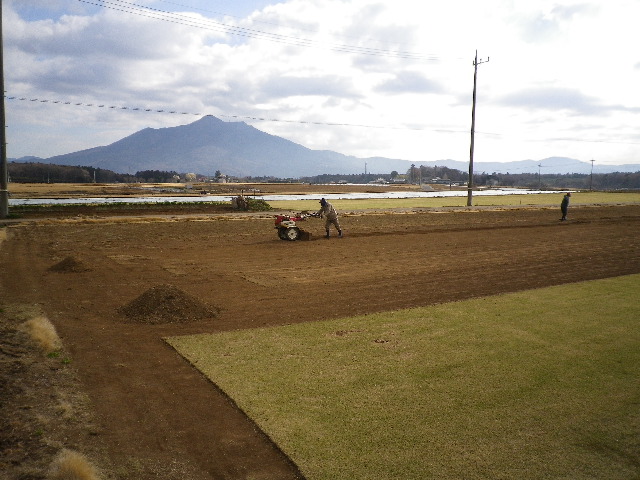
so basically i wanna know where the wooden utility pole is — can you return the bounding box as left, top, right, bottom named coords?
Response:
left=0, top=0, right=8, bottom=218
left=467, top=50, right=489, bottom=207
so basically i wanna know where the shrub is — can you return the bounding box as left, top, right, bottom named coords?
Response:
left=245, top=197, right=272, bottom=211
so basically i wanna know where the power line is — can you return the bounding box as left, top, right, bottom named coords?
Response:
left=78, top=0, right=437, bottom=60
left=153, top=0, right=440, bottom=56
left=154, top=0, right=364, bottom=42
left=8, top=94, right=638, bottom=147
left=4, top=94, right=430, bottom=131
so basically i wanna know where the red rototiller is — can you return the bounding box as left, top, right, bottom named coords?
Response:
left=274, top=212, right=318, bottom=241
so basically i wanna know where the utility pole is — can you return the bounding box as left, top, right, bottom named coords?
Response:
left=0, top=0, right=8, bottom=218
left=538, top=163, right=542, bottom=190
left=467, top=50, right=489, bottom=207
left=590, top=159, right=595, bottom=191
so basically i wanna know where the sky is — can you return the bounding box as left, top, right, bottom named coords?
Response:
left=4, top=0, right=640, bottom=170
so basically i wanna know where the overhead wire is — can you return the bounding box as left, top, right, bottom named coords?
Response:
left=10, top=95, right=639, bottom=147
left=9, top=2, right=465, bottom=139
left=77, top=0, right=436, bottom=60
left=18, top=2, right=634, bottom=149
left=52, top=0, right=454, bottom=131
left=4, top=95, right=437, bottom=131
left=150, top=0, right=397, bottom=48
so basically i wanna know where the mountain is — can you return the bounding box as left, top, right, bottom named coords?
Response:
left=10, top=117, right=640, bottom=177
left=30, top=116, right=407, bottom=177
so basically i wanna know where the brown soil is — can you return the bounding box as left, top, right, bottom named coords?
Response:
left=118, top=284, right=220, bottom=325
left=48, top=256, right=92, bottom=273
left=1, top=200, right=639, bottom=479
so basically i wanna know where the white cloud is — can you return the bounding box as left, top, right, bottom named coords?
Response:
left=4, top=0, right=640, bottom=167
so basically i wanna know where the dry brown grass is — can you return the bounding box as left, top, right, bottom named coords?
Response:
left=22, top=315, right=62, bottom=353
left=48, top=449, right=102, bottom=480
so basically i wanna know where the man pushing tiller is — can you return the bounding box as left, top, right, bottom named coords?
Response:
left=317, top=198, right=342, bottom=238
left=273, top=198, right=343, bottom=241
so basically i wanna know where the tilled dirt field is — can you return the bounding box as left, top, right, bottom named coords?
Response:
left=1, top=204, right=639, bottom=479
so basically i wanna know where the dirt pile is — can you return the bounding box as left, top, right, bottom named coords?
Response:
left=118, top=284, right=218, bottom=324
left=48, top=256, right=91, bottom=273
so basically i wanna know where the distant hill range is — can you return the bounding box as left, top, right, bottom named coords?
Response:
left=10, top=116, right=640, bottom=177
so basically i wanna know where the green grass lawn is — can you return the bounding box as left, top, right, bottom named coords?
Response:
left=268, top=191, right=640, bottom=212
left=167, top=274, right=640, bottom=479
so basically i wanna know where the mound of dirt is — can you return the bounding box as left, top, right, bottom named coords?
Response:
left=48, top=256, right=91, bottom=273
left=118, top=284, right=218, bottom=324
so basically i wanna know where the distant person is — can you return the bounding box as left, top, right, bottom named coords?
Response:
left=560, top=192, right=571, bottom=221
left=317, top=198, right=342, bottom=238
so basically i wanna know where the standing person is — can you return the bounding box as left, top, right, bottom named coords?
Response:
left=560, top=192, right=571, bottom=221
left=317, top=198, right=342, bottom=238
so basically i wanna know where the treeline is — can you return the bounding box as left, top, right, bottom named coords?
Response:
left=8, top=162, right=182, bottom=184
left=478, top=171, right=640, bottom=189
left=303, top=165, right=640, bottom=190
left=301, top=166, right=468, bottom=185
left=8, top=161, right=640, bottom=189
left=300, top=173, right=401, bottom=184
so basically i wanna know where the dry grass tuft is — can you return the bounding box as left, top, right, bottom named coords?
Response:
left=48, top=449, right=102, bottom=480
left=23, top=315, right=62, bottom=353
